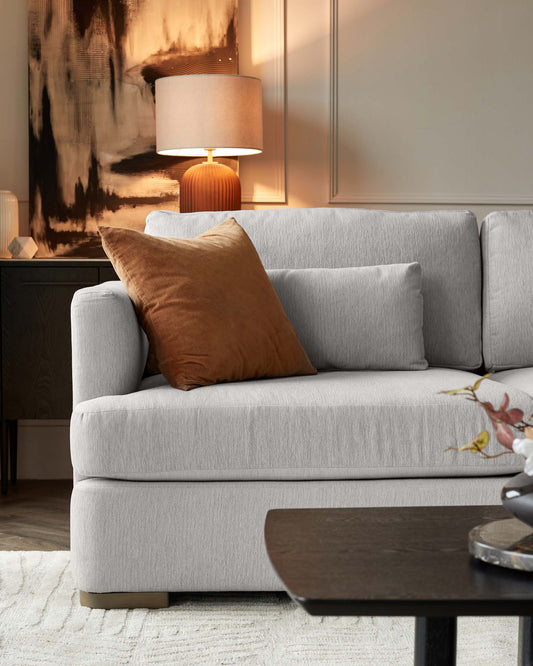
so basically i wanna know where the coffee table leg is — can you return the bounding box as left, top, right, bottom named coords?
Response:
left=519, top=617, right=533, bottom=666
left=414, top=617, right=457, bottom=666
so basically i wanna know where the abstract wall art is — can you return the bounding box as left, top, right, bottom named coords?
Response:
left=29, top=0, right=238, bottom=256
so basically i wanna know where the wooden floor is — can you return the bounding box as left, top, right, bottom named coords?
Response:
left=0, top=480, right=71, bottom=550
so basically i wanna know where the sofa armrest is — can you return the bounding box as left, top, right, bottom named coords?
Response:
left=71, top=281, right=148, bottom=407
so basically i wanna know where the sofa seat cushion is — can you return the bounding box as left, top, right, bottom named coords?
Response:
left=70, top=368, right=529, bottom=482
left=492, top=368, right=533, bottom=397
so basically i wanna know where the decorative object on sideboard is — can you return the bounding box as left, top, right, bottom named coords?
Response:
left=156, top=74, right=263, bottom=213
left=8, top=237, right=38, bottom=259
left=0, top=190, right=19, bottom=258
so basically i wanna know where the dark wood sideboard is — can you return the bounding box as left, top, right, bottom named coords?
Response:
left=0, top=259, right=118, bottom=494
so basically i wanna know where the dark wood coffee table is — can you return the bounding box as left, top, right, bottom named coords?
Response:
left=265, top=505, right=533, bottom=665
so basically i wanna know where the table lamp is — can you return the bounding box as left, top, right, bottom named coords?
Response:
left=155, top=74, right=263, bottom=212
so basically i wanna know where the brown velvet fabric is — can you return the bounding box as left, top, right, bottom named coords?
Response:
left=99, top=218, right=316, bottom=390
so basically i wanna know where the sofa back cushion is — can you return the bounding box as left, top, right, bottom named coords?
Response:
left=145, top=208, right=482, bottom=369
left=481, top=211, right=533, bottom=371
left=268, top=264, right=427, bottom=371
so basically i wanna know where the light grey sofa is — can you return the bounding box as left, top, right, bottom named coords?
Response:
left=70, top=208, right=533, bottom=608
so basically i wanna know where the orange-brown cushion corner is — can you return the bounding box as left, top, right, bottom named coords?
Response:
left=98, top=218, right=316, bottom=390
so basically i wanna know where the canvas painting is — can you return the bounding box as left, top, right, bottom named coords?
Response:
left=29, top=0, right=238, bottom=256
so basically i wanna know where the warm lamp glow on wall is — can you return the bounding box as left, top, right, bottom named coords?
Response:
left=155, top=74, right=263, bottom=212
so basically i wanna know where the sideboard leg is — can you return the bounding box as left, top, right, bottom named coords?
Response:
left=1, top=420, right=7, bottom=495
left=519, top=617, right=533, bottom=666
left=8, top=420, right=17, bottom=485
left=415, top=617, right=457, bottom=666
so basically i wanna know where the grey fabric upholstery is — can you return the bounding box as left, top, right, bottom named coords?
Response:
left=70, top=368, right=526, bottom=481
left=492, top=367, right=533, bottom=397
left=71, top=476, right=512, bottom=592
left=71, top=282, right=148, bottom=406
left=481, top=211, right=533, bottom=371
left=145, top=208, right=482, bottom=370
left=72, top=207, right=524, bottom=596
left=268, top=264, right=427, bottom=370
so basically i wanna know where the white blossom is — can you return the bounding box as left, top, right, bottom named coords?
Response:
left=513, top=438, right=533, bottom=476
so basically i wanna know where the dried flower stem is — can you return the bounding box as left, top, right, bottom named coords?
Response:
left=445, top=446, right=513, bottom=459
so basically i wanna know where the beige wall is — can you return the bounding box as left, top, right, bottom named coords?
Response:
left=331, top=0, right=533, bottom=206
left=0, top=0, right=29, bottom=234
left=2, top=0, right=532, bottom=477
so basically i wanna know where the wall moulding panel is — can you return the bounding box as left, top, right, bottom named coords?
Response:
left=329, top=0, right=533, bottom=205
left=240, top=0, right=286, bottom=204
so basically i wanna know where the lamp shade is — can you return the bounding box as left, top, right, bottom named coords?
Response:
left=155, top=74, right=263, bottom=157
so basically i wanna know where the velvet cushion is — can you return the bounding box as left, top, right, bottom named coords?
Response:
left=98, top=219, right=316, bottom=391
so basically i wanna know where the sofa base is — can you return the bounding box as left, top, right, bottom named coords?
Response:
left=71, top=476, right=517, bottom=595
left=79, top=591, right=169, bottom=609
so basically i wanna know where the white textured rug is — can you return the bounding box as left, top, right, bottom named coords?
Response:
left=0, top=551, right=518, bottom=665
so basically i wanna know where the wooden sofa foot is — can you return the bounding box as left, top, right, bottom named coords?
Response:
left=79, top=590, right=169, bottom=609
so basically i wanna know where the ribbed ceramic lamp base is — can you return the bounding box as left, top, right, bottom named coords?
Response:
left=180, top=162, right=241, bottom=213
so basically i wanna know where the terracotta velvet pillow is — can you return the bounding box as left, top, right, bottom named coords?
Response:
left=98, top=218, right=316, bottom=390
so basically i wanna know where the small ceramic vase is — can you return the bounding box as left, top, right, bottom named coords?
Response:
left=0, top=190, right=19, bottom=258
left=501, top=473, right=533, bottom=528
